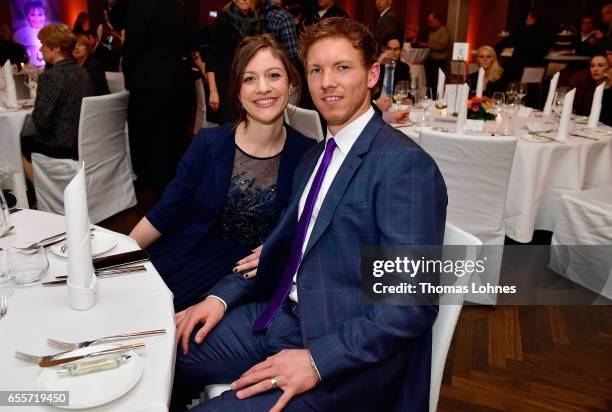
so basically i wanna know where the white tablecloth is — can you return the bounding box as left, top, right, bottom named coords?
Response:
left=0, top=210, right=176, bottom=411
left=398, top=115, right=612, bottom=242
left=0, top=108, right=32, bottom=208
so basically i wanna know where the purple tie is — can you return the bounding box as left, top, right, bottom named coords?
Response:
left=253, top=138, right=337, bottom=331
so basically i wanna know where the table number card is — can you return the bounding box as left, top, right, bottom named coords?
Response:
left=452, top=43, right=469, bottom=61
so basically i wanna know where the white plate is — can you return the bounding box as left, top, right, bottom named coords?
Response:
left=51, top=231, right=117, bottom=258
left=36, top=345, right=143, bottom=409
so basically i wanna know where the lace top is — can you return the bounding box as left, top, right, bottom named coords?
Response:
left=214, top=145, right=281, bottom=246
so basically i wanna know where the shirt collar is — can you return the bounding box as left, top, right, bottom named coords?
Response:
left=380, top=7, right=391, bottom=17
left=325, top=107, right=375, bottom=155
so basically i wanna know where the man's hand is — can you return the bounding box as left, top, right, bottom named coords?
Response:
left=233, top=245, right=262, bottom=279
left=231, top=349, right=320, bottom=412
left=175, top=296, right=225, bottom=355
left=209, top=89, right=220, bottom=111
left=377, top=51, right=396, bottom=65
left=382, top=109, right=410, bottom=124
left=375, top=95, right=393, bottom=111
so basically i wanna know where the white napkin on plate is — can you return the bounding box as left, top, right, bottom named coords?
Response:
left=556, top=88, right=575, bottom=142
left=64, top=164, right=97, bottom=310
left=2, top=60, right=18, bottom=108
left=587, top=81, right=604, bottom=129
left=456, top=83, right=469, bottom=134
left=476, top=67, right=485, bottom=98
left=543, top=72, right=560, bottom=116
left=436, top=68, right=445, bottom=100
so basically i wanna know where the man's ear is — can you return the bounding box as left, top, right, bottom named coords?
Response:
left=368, top=62, right=381, bottom=89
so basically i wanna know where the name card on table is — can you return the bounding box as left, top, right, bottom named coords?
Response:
left=464, top=119, right=485, bottom=132
left=452, top=43, right=469, bottom=61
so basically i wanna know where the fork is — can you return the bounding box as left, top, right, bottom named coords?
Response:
left=15, top=342, right=145, bottom=364
left=47, top=328, right=166, bottom=350
left=0, top=295, right=7, bottom=320
left=18, top=228, right=94, bottom=251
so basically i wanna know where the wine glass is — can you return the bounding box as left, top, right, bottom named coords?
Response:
left=506, top=81, right=517, bottom=100
left=418, top=87, right=433, bottom=110
left=505, top=96, right=520, bottom=119
left=490, top=92, right=505, bottom=116
left=435, top=90, right=448, bottom=111
left=516, top=83, right=528, bottom=104
left=393, top=81, right=409, bottom=106
left=552, top=88, right=568, bottom=119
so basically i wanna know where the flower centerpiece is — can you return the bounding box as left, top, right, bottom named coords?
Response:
left=467, top=96, right=496, bottom=121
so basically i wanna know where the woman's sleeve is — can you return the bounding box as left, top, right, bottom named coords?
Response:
left=145, top=130, right=211, bottom=234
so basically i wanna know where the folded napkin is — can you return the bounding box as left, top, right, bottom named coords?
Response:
left=436, top=68, right=445, bottom=100
left=543, top=72, right=560, bottom=116
left=2, top=60, right=18, bottom=108
left=476, top=67, right=485, bottom=98
left=64, top=163, right=97, bottom=310
left=456, top=83, right=469, bottom=134
left=587, top=81, right=605, bottom=129
left=556, top=88, right=576, bottom=142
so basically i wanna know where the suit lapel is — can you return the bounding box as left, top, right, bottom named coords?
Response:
left=212, top=136, right=236, bottom=213
left=302, top=115, right=384, bottom=259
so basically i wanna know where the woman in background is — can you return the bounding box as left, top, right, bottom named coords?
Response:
left=72, top=12, right=92, bottom=35
left=13, top=1, right=48, bottom=66
left=469, top=45, right=508, bottom=96
left=130, top=34, right=314, bottom=311
left=573, top=53, right=611, bottom=125
left=73, top=33, right=110, bottom=95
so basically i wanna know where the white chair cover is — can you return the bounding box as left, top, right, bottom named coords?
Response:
left=193, top=78, right=207, bottom=134
left=33, top=91, right=136, bottom=223
left=284, top=104, right=324, bottom=142
left=430, top=222, right=482, bottom=412
left=419, top=130, right=517, bottom=304
left=202, top=222, right=482, bottom=412
left=549, top=186, right=612, bottom=299
left=105, top=71, right=125, bottom=93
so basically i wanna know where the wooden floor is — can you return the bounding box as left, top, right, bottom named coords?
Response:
left=99, top=205, right=612, bottom=412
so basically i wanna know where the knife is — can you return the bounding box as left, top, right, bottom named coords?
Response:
left=39, top=343, right=145, bottom=367
left=42, top=266, right=147, bottom=286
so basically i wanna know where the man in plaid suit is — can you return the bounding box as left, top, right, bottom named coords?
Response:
left=172, top=17, right=447, bottom=412
left=260, top=0, right=299, bottom=66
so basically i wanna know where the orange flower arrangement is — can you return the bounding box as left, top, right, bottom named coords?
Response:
left=467, top=96, right=496, bottom=120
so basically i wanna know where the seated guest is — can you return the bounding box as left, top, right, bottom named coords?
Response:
left=573, top=53, right=612, bottom=125
left=73, top=33, right=110, bottom=95
left=469, top=45, right=509, bottom=96
left=129, top=34, right=314, bottom=312
left=372, top=33, right=411, bottom=111
left=20, top=24, right=94, bottom=183
left=171, top=17, right=446, bottom=412
left=576, top=16, right=599, bottom=56
left=0, top=24, right=28, bottom=66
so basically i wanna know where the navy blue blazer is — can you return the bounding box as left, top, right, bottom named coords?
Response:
left=209, top=114, right=448, bottom=410
left=147, top=123, right=315, bottom=259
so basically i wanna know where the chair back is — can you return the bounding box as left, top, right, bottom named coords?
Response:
left=193, top=78, right=207, bottom=134
left=284, top=104, right=324, bottom=142
left=430, top=222, right=482, bottom=412
left=105, top=72, right=125, bottom=93
left=521, top=67, right=545, bottom=84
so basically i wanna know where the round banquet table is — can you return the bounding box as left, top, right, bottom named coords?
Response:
left=0, top=107, right=32, bottom=208
left=396, top=113, right=612, bottom=243
left=0, top=209, right=176, bottom=411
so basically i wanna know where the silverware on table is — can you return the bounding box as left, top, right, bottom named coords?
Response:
left=47, top=328, right=166, bottom=350
left=38, top=342, right=146, bottom=367
left=18, top=228, right=95, bottom=251
left=41, top=265, right=148, bottom=286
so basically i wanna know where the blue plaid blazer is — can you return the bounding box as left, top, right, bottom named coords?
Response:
left=209, top=113, right=448, bottom=410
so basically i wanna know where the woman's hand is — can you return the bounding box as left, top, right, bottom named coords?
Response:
left=175, top=296, right=225, bottom=355
left=233, top=245, right=262, bottom=279
left=209, top=89, right=220, bottom=111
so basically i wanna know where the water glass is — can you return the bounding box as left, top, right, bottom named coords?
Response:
left=7, top=246, right=48, bottom=285
left=0, top=191, right=10, bottom=238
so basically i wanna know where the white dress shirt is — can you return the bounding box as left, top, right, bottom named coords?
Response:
left=289, top=107, right=375, bottom=303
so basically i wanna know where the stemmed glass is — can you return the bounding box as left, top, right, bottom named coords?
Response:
left=435, top=90, right=448, bottom=112
left=0, top=190, right=9, bottom=239
left=0, top=191, right=14, bottom=297
left=506, top=82, right=518, bottom=100
left=552, top=88, right=568, bottom=120
left=418, top=87, right=433, bottom=110
left=490, top=92, right=505, bottom=116
left=516, top=83, right=528, bottom=104
left=393, top=81, right=409, bottom=106
left=505, top=96, right=520, bottom=119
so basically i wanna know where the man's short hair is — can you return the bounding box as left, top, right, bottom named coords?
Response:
left=429, top=12, right=443, bottom=23
left=38, top=24, right=76, bottom=57
left=298, top=17, right=379, bottom=68
left=24, top=0, right=46, bottom=16
left=381, top=33, right=402, bottom=48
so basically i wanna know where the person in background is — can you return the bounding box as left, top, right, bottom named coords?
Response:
left=207, top=0, right=261, bottom=125
left=259, top=0, right=299, bottom=66
left=20, top=24, right=94, bottom=182
left=425, top=11, right=450, bottom=91
left=72, top=12, right=92, bottom=35
left=0, top=24, right=28, bottom=66
left=109, top=0, right=195, bottom=200
left=372, top=33, right=410, bottom=111
left=303, top=0, right=348, bottom=27
left=594, top=3, right=612, bottom=41
left=511, top=10, right=551, bottom=78
left=72, top=33, right=110, bottom=96
left=374, top=0, right=404, bottom=47
left=576, top=16, right=599, bottom=56
left=129, top=34, right=314, bottom=313
left=469, top=45, right=508, bottom=96
left=95, top=0, right=123, bottom=72
left=13, top=0, right=49, bottom=66
left=573, top=54, right=611, bottom=125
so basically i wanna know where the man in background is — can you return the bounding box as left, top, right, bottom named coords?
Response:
left=425, top=12, right=450, bottom=90
left=372, top=33, right=411, bottom=112
left=303, top=0, right=348, bottom=26
left=260, top=0, right=299, bottom=66
left=374, top=0, right=404, bottom=47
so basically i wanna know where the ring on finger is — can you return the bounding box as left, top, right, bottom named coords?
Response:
left=270, top=378, right=278, bottom=388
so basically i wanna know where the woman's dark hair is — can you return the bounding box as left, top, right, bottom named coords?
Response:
left=73, top=12, right=90, bottom=34
left=230, top=34, right=301, bottom=129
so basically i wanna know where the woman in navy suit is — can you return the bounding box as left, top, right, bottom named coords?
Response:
left=130, top=34, right=314, bottom=311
